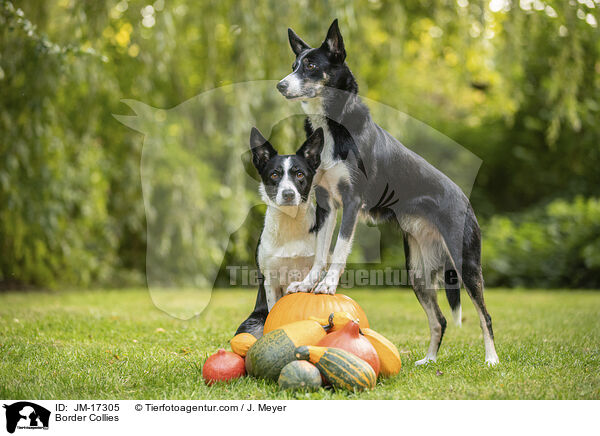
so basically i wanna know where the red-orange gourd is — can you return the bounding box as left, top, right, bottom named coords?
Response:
left=202, top=349, right=246, bottom=385
left=317, top=320, right=380, bottom=377
left=264, top=293, right=369, bottom=334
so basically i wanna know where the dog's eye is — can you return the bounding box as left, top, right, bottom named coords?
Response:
left=270, top=172, right=279, bottom=180
left=296, top=172, right=305, bottom=180
left=306, top=63, right=316, bottom=70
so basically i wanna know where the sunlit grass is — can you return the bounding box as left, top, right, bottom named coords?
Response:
left=0, top=288, right=598, bottom=399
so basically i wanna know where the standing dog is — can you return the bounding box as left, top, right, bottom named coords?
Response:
left=235, top=127, right=324, bottom=338
left=276, top=20, right=499, bottom=365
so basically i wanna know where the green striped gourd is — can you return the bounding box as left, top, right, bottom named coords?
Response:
left=294, top=345, right=376, bottom=391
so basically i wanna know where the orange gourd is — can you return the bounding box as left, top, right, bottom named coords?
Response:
left=202, top=349, right=246, bottom=385
left=264, top=293, right=369, bottom=334
left=317, top=320, right=380, bottom=377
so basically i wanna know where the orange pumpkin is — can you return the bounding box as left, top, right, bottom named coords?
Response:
left=317, top=320, right=380, bottom=377
left=263, top=293, right=369, bottom=334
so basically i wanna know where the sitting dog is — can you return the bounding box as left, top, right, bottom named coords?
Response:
left=276, top=20, right=499, bottom=365
left=235, top=127, right=324, bottom=338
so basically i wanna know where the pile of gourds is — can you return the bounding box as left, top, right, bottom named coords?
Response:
left=202, top=294, right=402, bottom=392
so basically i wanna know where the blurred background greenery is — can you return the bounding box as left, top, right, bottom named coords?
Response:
left=1, top=0, right=599, bottom=290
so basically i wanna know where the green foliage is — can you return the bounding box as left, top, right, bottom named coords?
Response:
left=483, top=197, right=600, bottom=288
left=0, top=1, right=119, bottom=287
left=468, top=0, right=600, bottom=214
left=0, top=0, right=598, bottom=288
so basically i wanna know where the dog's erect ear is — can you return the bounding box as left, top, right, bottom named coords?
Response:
left=250, top=127, right=277, bottom=172
left=297, top=127, right=324, bottom=171
left=322, top=19, right=346, bottom=63
left=288, top=28, right=311, bottom=56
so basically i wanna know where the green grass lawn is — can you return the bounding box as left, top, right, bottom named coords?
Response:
left=0, top=288, right=598, bottom=399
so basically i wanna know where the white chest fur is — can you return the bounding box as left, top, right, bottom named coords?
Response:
left=257, top=203, right=316, bottom=289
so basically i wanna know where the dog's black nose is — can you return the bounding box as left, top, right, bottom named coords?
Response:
left=276, top=81, right=288, bottom=92
left=281, top=189, right=295, bottom=201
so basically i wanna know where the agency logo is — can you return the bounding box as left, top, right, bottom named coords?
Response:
left=3, top=402, right=50, bottom=434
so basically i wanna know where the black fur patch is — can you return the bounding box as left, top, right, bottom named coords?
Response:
left=310, top=186, right=330, bottom=234
left=369, top=183, right=399, bottom=223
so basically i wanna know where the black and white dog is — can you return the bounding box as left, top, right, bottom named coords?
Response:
left=235, top=127, right=325, bottom=338
left=276, top=20, right=499, bottom=365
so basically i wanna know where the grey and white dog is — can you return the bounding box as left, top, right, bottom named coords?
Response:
left=276, top=19, right=499, bottom=365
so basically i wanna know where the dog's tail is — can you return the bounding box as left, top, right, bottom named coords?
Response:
left=446, top=288, right=462, bottom=326
left=445, top=264, right=462, bottom=326
left=444, top=257, right=462, bottom=327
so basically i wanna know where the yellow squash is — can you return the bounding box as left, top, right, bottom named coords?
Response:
left=230, top=333, right=257, bottom=357
left=279, top=319, right=327, bottom=346
left=309, top=311, right=358, bottom=332
left=361, top=328, right=402, bottom=376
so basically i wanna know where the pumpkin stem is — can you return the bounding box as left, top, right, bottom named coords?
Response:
left=308, top=316, right=332, bottom=331
left=328, top=312, right=335, bottom=325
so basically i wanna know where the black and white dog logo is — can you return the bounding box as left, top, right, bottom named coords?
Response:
left=3, top=402, right=50, bottom=434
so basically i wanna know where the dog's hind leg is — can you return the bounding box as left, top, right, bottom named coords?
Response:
left=405, top=235, right=447, bottom=365
left=235, top=277, right=269, bottom=339
left=461, top=216, right=499, bottom=365
left=413, top=288, right=447, bottom=365
left=463, top=259, right=499, bottom=365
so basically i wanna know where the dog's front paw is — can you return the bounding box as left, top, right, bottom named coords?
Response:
left=313, top=270, right=340, bottom=295
left=313, top=279, right=337, bottom=295
left=286, top=281, right=312, bottom=294
left=285, top=282, right=301, bottom=294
